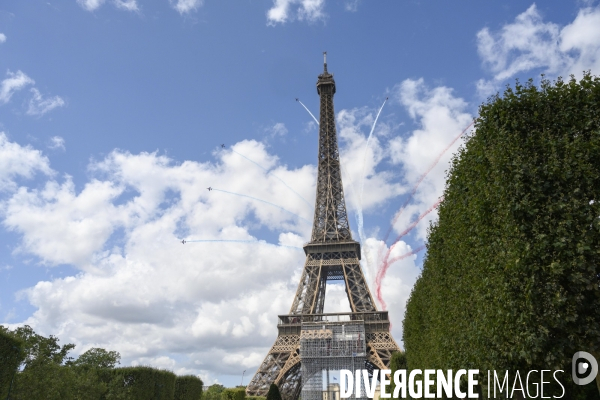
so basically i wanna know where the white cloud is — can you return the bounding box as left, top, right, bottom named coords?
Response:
left=267, top=122, right=288, bottom=137
left=388, top=78, right=472, bottom=240
left=476, top=4, right=600, bottom=96
left=0, top=70, right=34, bottom=105
left=0, top=133, right=53, bottom=192
left=336, top=106, right=403, bottom=215
left=77, top=0, right=106, bottom=11
left=27, top=88, right=65, bottom=116
left=1, top=139, right=317, bottom=378
left=48, top=136, right=66, bottom=151
left=170, top=0, right=203, bottom=14
left=267, top=0, right=326, bottom=25
left=114, top=0, right=139, bottom=11
left=0, top=34, right=6, bottom=43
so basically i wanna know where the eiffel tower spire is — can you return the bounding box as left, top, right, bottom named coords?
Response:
left=311, top=51, right=351, bottom=243
left=246, top=55, right=400, bottom=400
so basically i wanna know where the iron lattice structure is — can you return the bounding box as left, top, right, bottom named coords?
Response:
left=300, top=321, right=367, bottom=400
left=246, top=55, right=400, bottom=400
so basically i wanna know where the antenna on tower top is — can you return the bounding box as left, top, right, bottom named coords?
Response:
left=323, top=51, right=327, bottom=73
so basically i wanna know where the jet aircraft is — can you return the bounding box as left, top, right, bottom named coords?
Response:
left=181, top=240, right=186, bottom=244
left=207, top=187, right=212, bottom=191
left=221, top=144, right=225, bottom=148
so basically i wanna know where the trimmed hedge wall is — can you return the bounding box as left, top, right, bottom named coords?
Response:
left=403, top=74, right=600, bottom=398
left=106, top=366, right=176, bottom=399
left=174, top=375, right=203, bottom=400
left=0, top=330, right=23, bottom=399
left=222, top=387, right=246, bottom=400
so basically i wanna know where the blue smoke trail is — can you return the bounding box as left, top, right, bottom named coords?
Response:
left=355, top=98, right=388, bottom=282
left=230, top=149, right=312, bottom=209
left=183, top=239, right=303, bottom=251
left=212, top=188, right=311, bottom=225
left=297, top=99, right=320, bottom=125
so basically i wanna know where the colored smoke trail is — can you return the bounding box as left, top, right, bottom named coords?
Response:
left=212, top=188, right=311, bottom=225
left=382, top=121, right=475, bottom=244
left=230, top=149, right=312, bottom=209
left=388, top=198, right=443, bottom=249
left=297, top=99, right=320, bottom=125
left=374, top=244, right=426, bottom=310
left=374, top=198, right=442, bottom=309
left=183, top=239, right=302, bottom=250
left=355, top=98, right=388, bottom=282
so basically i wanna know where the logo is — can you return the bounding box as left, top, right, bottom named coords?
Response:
left=572, top=351, right=598, bottom=386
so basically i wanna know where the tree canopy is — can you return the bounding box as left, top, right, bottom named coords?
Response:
left=403, top=74, right=600, bottom=398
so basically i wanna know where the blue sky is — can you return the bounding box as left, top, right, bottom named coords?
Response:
left=1, top=0, right=599, bottom=386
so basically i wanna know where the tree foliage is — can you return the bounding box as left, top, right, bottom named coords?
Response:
left=174, top=375, right=204, bottom=400
left=403, top=74, right=600, bottom=398
left=266, top=383, right=282, bottom=400
left=0, top=330, right=23, bottom=399
left=0, top=324, right=198, bottom=399
left=204, top=383, right=226, bottom=400
left=71, top=347, right=121, bottom=369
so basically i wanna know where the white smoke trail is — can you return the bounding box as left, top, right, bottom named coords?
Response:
left=297, top=99, right=319, bottom=125
left=354, top=98, right=388, bottom=283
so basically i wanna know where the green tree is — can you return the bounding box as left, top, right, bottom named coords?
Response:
left=388, top=351, right=407, bottom=398
left=265, top=383, right=281, bottom=400
left=71, top=347, right=121, bottom=369
left=403, top=74, right=600, bottom=398
left=0, top=325, right=75, bottom=369
left=204, top=383, right=226, bottom=400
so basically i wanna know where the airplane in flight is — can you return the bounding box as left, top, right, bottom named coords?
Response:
left=181, top=240, right=186, bottom=244
left=295, top=98, right=298, bottom=101
left=207, top=187, right=212, bottom=191
left=221, top=144, right=225, bottom=148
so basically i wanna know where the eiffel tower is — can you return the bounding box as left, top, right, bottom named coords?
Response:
left=246, top=54, right=400, bottom=400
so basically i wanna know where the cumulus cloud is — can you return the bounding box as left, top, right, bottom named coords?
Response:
left=477, top=4, right=600, bottom=96
left=0, top=70, right=34, bottom=105
left=0, top=133, right=53, bottom=192
left=388, top=78, right=472, bottom=240
left=267, top=0, right=326, bottom=25
left=0, top=33, right=6, bottom=43
left=0, top=138, right=319, bottom=381
left=27, top=88, right=65, bottom=116
left=170, top=0, right=203, bottom=14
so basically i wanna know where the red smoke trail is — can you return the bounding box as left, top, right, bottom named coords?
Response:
left=374, top=245, right=426, bottom=310
left=374, top=198, right=442, bottom=309
left=382, top=121, right=474, bottom=244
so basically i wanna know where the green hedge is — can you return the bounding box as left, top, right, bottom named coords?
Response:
left=403, top=74, right=600, bottom=398
left=174, top=375, right=203, bottom=400
left=106, top=366, right=176, bottom=399
left=0, top=331, right=23, bottom=399
left=246, top=396, right=266, bottom=400
left=221, top=387, right=246, bottom=400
